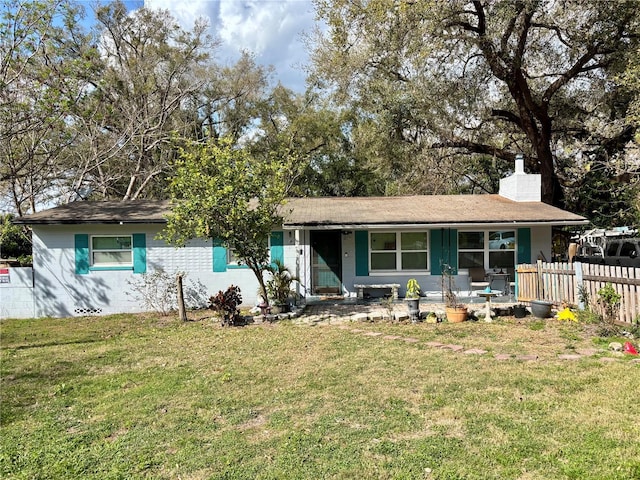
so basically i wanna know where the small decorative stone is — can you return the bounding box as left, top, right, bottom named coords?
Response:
left=516, top=354, right=538, bottom=361
left=424, top=341, right=444, bottom=348
left=442, top=344, right=465, bottom=352
left=608, top=342, right=623, bottom=352
left=382, top=335, right=403, bottom=340
left=494, top=353, right=513, bottom=360
left=464, top=348, right=488, bottom=355
left=352, top=313, right=369, bottom=322
left=362, top=331, right=383, bottom=337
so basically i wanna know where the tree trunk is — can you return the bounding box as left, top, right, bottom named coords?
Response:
left=250, top=263, right=269, bottom=307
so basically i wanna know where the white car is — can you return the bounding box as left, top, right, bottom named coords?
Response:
left=489, top=231, right=515, bottom=250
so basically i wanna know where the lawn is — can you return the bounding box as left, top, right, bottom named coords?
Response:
left=1, top=313, right=639, bottom=479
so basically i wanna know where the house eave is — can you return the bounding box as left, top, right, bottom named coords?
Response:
left=283, top=219, right=589, bottom=230
left=14, top=219, right=168, bottom=225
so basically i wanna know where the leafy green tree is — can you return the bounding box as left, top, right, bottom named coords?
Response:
left=0, top=215, right=31, bottom=260
left=250, top=86, right=383, bottom=197
left=161, top=138, right=302, bottom=305
left=310, top=0, right=640, bottom=212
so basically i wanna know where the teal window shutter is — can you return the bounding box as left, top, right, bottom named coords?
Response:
left=75, top=234, right=89, bottom=275
left=213, top=238, right=227, bottom=272
left=517, top=228, right=531, bottom=264
left=270, top=231, right=284, bottom=265
left=430, top=229, right=457, bottom=274
left=445, top=228, right=458, bottom=274
left=430, top=229, right=442, bottom=275
left=132, top=233, right=146, bottom=274
left=355, top=230, right=368, bottom=276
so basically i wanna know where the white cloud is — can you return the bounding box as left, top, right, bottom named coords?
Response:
left=143, top=0, right=315, bottom=91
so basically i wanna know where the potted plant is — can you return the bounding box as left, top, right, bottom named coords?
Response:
left=405, top=278, right=421, bottom=322
left=265, top=259, right=299, bottom=314
left=513, top=304, right=528, bottom=318
left=442, top=264, right=468, bottom=322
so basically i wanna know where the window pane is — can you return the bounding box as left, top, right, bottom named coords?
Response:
left=459, top=231, right=483, bottom=249
left=620, top=242, right=634, bottom=256
left=489, top=251, right=515, bottom=269
left=371, top=252, right=396, bottom=270
left=371, top=233, right=396, bottom=251
left=92, top=236, right=131, bottom=250
left=459, top=252, right=484, bottom=269
left=93, top=251, right=132, bottom=265
left=227, top=249, right=241, bottom=265
left=401, top=232, right=427, bottom=250
left=402, top=252, right=427, bottom=270
left=489, top=230, right=515, bottom=250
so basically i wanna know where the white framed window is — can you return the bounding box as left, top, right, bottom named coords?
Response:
left=225, top=236, right=271, bottom=268
left=91, top=235, right=133, bottom=267
left=227, top=248, right=242, bottom=266
left=458, top=230, right=516, bottom=270
left=370, top=231, right=428, bottom=272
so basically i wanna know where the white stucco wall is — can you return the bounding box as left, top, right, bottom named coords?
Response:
left=530, top=225, right=553, bottom=263
left=27, top=224, right=298, bottom=318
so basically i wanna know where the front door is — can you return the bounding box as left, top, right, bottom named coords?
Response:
left=311, top=230, right=342, bottom=295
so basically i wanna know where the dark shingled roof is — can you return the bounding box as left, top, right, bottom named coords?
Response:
left=13, top=200, right=170, bottom=224
left=13, top=195, right=587, bottom=227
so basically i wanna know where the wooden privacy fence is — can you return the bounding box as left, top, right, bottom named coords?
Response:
left=517, top=261, right=640, bottom=324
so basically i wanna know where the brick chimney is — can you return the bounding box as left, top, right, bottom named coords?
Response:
left=498, top=153, right=541, bottom=202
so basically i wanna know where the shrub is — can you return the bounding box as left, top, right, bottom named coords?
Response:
left=209, top=285, right=243, bottom=326
left=127, top=269, right=208, bottom=316
left=597, top=282, right=621, bottom=324
left=265, top=260, right=299, bottom=307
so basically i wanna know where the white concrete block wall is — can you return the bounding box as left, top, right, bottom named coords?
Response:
left=26, top=225, right=299, bottom=318
left=0, top=267, right=35, bottom=319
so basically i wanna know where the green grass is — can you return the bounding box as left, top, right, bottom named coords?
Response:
left=1, top=314, right=639, bottom=479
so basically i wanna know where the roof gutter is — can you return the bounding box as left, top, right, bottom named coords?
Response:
left=283, top=219, right=589, bottom=230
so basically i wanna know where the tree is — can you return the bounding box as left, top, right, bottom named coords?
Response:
left=70, top=1, right=214, bottom=201
left=0, top=0, right=95, bottom=214
left=310, top=0, right=640, bottom=214
left=161, top=138, right=302, bottom=305
left=249, top=85, right=384, bottom=197
left=0, top=214, right=31, bottom=261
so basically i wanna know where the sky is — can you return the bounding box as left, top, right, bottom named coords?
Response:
left=137, top=0, right=318, bottom=92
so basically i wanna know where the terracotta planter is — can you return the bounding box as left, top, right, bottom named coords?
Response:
left=445, top=306, right=468, bottom=323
